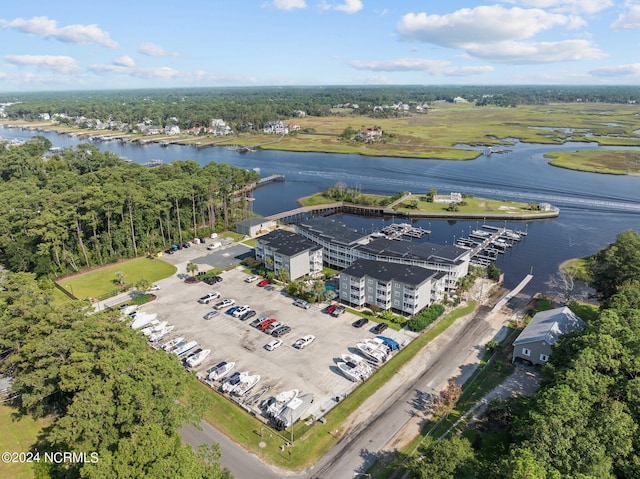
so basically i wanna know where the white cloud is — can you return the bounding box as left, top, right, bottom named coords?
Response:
left=501, top=0, right=613, bottom=14
left=273, top=0, right=306, bottom=10
left=611, top=5, right=640, bottom=30
left=347, top=58, right=494, bottom=76
left=590, top=63, right=640, bottom=77
left=113, top=55, right=135, bottom=67
left=321, top=0, right=363, bottom=14
left=0, top=16, right=118, bottom=48
left=138, top=42, right=178, bottom=57
left=465, top=39, right=606, bottom=64
left=397, top=6, right=573, bottom=46
left=4, top=54, right=80, bottom=73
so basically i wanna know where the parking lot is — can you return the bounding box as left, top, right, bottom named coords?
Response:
left=139, top=246, right=415, bottom=419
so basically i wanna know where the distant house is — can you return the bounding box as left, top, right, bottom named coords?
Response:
left=263, top=121, right=289, bottom=135
left=235, top=217, right=277, bottom=237
left=291, top=110, right=307, bottom=117
left=512, top=306, right=585, bottom=366
left=433, top=192, right=463, bottom=204
left=358, top=127, right=382, bottom=142
left=538, top=202, right=554, bottom=211
left=165, top=125, right=180, bottom=135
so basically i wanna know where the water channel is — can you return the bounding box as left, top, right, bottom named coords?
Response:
left=3, top=125, right=640, bottom=295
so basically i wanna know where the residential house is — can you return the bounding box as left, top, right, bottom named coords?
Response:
left=358, top=127, right=382, bottom=142
left=263, top=121, right=289, bottom=135
left=512, top=306, right=585, bottom=366
left=433, top=192, right=463, bottom=203
left=165, top=125, right=180, bottom=135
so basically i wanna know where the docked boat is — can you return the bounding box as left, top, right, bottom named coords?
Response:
left=356, top=341, right=387, bottom=364
left=186, top=349, right=211, bottom=368
left=207, top=361, right=235, bottom=382
left=130, top=312, right=158, bottom=330
left=233, top=374, right=261, bottom=396
left=149, top=325, right=174, bottom=342
left=266, top=389, right=299, bottom=418
left=341, top=353, right=374, bottom=378
left=174, top=340, right=197, bottom=357
left=222, top=371, right=249, bottom=393
left=160, top=336, right=184, bottom=351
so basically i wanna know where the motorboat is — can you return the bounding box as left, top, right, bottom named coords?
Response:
left=186, top=349, right=211, bottom=368
left=233, top=374, right=261, bottom=396
left=222, top=371, right=249, bottom=393
left=130, top=312, right=158, bottom=329
left=341, top=353, right=373, bottom=377
left=207, top=361, right=235, bottom=382
left=174, top=341, right=197, bottom=357
left=337, top=361, right=362, bottom=382
left=149, top=325, right=174, bottom=342
left=356, top=341, right=387, bottom=364
left=142, top=320, right=167, bottom=336
left=166, top=340, right=186, bottom=353
left=160, top=336, right=184, bottom=352
left=266, top=389, right=299, bottom=418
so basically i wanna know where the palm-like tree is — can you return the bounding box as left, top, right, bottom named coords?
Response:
left=186, top=261, right=199, bottom=278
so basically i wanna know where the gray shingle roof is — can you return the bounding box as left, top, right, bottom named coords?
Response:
left=341, top=259, right=437, bottom=287
left=513, top=306, right=585, bottom=347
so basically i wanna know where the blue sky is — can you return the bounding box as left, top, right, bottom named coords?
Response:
left=1, top=0, right=639, bottom=91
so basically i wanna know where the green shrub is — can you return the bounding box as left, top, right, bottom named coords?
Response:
left=406, top=304, right=445, bottom=332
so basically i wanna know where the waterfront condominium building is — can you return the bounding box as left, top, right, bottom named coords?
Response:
left=255, top=229, right=323, bottom=281
left=339, top=259, right=447, bottom=314
left=295, top=217, right=470, bottom=290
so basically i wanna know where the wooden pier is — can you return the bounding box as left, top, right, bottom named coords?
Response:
left=456, top=225, right=524, bottom=266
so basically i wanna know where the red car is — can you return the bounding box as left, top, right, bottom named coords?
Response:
left=325, top=304, right=338, bottom=314
left=258, top=318, right=277, bottom=331
left=257, top=279, right=271, bottom=287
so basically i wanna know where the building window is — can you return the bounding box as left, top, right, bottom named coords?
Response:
left=367, top=287, right=373, bottom=293
left=393, top=300, right=400, bottom=307
left=394, top=291, right=400, bottom=297
left=539, top=353, right=548, bottom=362
left=521, top=348, right=531, bottom=357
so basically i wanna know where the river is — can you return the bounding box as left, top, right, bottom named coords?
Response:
left=3, top=125, right=640, bottom=295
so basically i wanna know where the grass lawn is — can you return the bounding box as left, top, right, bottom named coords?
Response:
left=395, top=196, right=547, bottom=216
left=559, top=257, right=592, bottom=282
left=57, top=257, right=177, bottom=300
left=545, top=150, right=640, bottom=175
left=0, top=405, right=51, bottom=479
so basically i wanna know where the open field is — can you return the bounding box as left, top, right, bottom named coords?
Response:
left=7, top=102, right=640, bottom=165
left=395, top=196, right=550, bottom=216
left=545, top=149, right=640, bottom=175
left=0, top=405, right=51, bottom=479
left=57, top=257, right=177, bottom=300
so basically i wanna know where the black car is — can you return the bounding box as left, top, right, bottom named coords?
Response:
left=353, top=318, right=369, bottom=328
left=239, top=310, right=256, bottom=321
left=372, top=322, right=388, bottom=334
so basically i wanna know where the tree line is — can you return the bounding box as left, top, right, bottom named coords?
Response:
left=2, top=86, right=639, bottom=130
left=0, top=136, right=259, bottom=277
left=408, top=229, right=640, bottom=478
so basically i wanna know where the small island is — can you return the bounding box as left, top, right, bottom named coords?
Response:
left=545, top=150, right=640, bottom=175
left=298, top=184, right=559, bottom=220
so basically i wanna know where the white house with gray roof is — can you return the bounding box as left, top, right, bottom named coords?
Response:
left=512, top=306, right=585, bottom=366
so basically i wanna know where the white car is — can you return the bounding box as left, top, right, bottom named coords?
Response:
left=198, top=292, right=221, bottom=304
left=150, top=284, right=160, bottom=291
left=265, top=339, right=283, bottom=351
left=214, top=299, right=235, bottom=310
left=293, top=299, right=310, bottom=309
left=245, top=275, right=259, bottom=283
left=203, top=310, right=219, bottom=320
left=232, top=305, right=250, bottom=317
left=294, top=335, right=315, bottom=349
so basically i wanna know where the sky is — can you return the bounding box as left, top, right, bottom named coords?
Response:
left=0, top=0, right=639, bottom=92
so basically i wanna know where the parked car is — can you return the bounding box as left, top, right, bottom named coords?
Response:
left=265, top=321, right=283, bottom=334
left=245, top=275, right=259, bottom=283
left=232, top=305, right=251, bottom=317
left=372, top=322, right=388, bottom=334
left=203, top=310, right=219, bottom=320
left=271, top=325, right=291, bottom=337
left=207, top=241, right=222, bottom=250
left=294, top=335, right=315, bottom=349
left=226, top=306, right=239, bottom=315
left=353, top=318, right=369, bottom=328
left=330, top=306, right=346, bottom=317
left=198, top=292, right=221, bottom=304
left=258, top=318, right=277, bottom=331
left=203, top=275, right=223, bottom=285
left=265, top=339, right=283, bottom=351
left=257, top=279, right=271, bottom=287
left=324, top=304, right=338, bottom=314
left=293, top=299, right=310, bottom=309
left=150, top=284, right=160, bottom=291
left=214, top=298, right=234, bottom=310
left=239, top=310, right=256, bottom=321
left=251, top=316, right=269, bottom=328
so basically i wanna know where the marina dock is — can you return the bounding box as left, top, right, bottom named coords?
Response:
left=456, top=225, right=525, bottom=267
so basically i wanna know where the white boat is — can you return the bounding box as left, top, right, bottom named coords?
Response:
left=207, top=361, right=235, bottom=381
left=130, top=312, right=158, bottom=329
left=142, top=320, right=167, bottom=336
left=341, top=353, right=374, bottom=379
left=186, top=349, right=211, bottom=368
left=266, top=389, right=299, bottom=418
left=174, top=341, right=197, bottom=357
left=356, top=342, right=387, bottom=364
left=160, top=336, right=184, bottom=351
left=149, top=325, right=174, bottom=343
left=365, top=337, right=392, bottom=354
left=167, top=340, right=186, bottom=353
left=233, top=374, right=261, bottom=396
left=222, top=371, right=249, bottom=393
